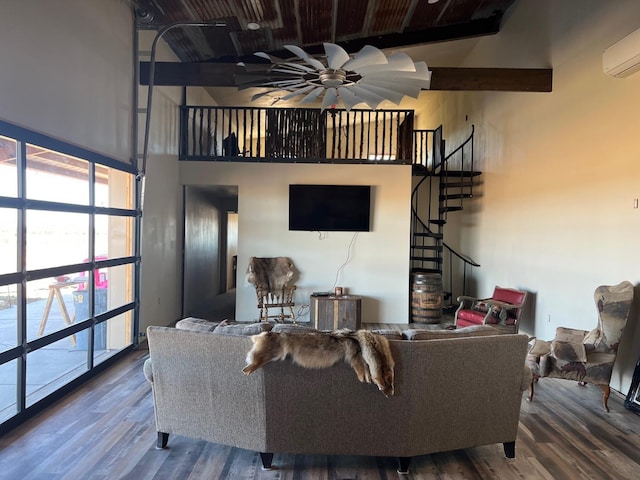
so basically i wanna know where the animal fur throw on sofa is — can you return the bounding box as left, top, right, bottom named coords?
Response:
left=242, top=329, right=395, bottom=397
left=246, top=257, right=295, bottom=291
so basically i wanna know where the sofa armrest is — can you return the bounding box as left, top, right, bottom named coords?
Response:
left=143, top=358, right=153, bottom=383
left=521, top=365, right=533, bottom=392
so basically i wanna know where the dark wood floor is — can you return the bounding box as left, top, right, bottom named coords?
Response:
left=2, top=332, right=640, bottom=479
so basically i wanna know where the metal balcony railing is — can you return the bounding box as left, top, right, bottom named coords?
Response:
left=180, top=106, right=415, bottom=164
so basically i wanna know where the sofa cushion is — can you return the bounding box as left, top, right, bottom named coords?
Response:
left=551, top=340, right=587, bottom=363
left=370, top=329, right=403, bottom=340
left=175, top=317, right=220, bottom=332
left=271, top=323, right=320, bottom=334
left=455, top=309, right=487, bottom=326
left=213, top=322, right=273, bottom=336
left=550, top=327, right=588, bottom=363
left=402, top=324, right=500, bottom=340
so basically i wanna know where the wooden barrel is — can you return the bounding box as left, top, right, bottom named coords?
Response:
left=411, top=272, right=443, bottom=323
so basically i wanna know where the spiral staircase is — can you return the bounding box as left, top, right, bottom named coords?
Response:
left=410, top=125, right=480, bottom=310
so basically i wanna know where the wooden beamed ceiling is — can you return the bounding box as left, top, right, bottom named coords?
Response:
left=134, top=0, right=552, bottom=96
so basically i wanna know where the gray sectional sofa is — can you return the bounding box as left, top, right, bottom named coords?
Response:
left=144, top=322, right=530, bottom=474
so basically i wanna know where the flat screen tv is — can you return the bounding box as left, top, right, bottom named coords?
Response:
left=289, top=184, right=371, bottom=232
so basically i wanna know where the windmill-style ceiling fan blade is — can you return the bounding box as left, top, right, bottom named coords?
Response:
left=346, top=85, right=386, bottom=109
left=300, top=86, right=325, bottom=104
left=357, top=53, right=417, bottom=74
left=352, top=84, right=406, bottom=105
left=342, top=45, right=388, bottom=71
left=280, top=84, right=316, bottom=100
left=253, top=52, right=315, bottom=73
left=363, top=79, right=423, bottom=98
left=324, top=43, right=350, bottom=70
left=283, top=45, right=325, bottom=70
left=321, top=88, right=339, bottom=110
left=336, top=87, right=366, bottom=111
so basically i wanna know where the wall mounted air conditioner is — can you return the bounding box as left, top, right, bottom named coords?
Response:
left=603, top=27, right=640, bottom=78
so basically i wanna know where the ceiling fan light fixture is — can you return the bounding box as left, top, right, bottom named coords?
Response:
left=319, top=69, right=346, bottom=87
left=247, top=22, right=261, bottom=30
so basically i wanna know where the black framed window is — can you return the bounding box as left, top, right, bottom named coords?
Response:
left=0, top=120, right=139, bottom=430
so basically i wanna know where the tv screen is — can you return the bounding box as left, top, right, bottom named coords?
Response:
left=289, top=184, right=371, bottom=232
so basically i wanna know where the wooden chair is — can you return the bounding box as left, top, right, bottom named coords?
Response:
left=247, top=257, right=297, bottom=323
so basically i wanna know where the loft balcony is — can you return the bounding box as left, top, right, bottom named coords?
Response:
left=179, top=106, right=419, bottom=165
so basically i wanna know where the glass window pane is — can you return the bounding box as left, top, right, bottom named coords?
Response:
left=26, top=338, right=88, bottom=407
left=0, top=359, right=17, bottom=423
left=96, top=214, right=133, bottom=260
left=25, top=210, right=88, bottom=270
left=96, top=166, right=134, bottom=209
left=0, top=135, right=17, bottom=198
left=26, top=144, right=89, bottom=205
left=0, top=208, right=17, bottom=275
left=26, top=273, right=88, bottom=343
left=0, top=283, right=18, bottom=352
left=102, top=264, right=133, bottom=312
left=94, top=312, right=132, bottom=365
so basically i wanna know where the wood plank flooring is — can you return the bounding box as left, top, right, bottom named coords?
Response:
left=2, top=327, right=640, bottom=479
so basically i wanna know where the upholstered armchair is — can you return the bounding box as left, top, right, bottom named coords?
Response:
left=454, top=286, right=528, bottom=334
left=247, top=257, right=297, bottom=323
left=526, top=281, right=634, bottom=412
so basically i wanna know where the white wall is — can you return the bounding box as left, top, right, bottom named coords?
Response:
left=0, top=0, right=132, bottom=161
left=414, top=0, right=640, bottom=394
left=180, top=162, right=412, bottom=324
left=0, top=1, right=200, bottom=335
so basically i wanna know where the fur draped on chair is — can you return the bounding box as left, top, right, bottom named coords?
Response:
left=247, top=257, right=297, bottom=323
left=247, top=257, right=294, bottom=290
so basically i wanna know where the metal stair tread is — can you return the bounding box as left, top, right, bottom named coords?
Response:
left=410, top=254, right=442, bottom=261
left=413, top=232, right=443, bottom=239
left=439, top=206, right=463, bottom=213
left=439, top=193, right=473, bottom=200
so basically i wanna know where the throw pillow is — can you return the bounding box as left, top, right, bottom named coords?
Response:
left=528, top=338, right=551, bottom=356
left=554, top=326, right=587, bottom=343
left=175, top=317, right=219, bottom=332
left=213, top=322, right=272, bottom=336
left=472, top=301, right=490, bottom=313
left=402, top=324, right=500, bottom=340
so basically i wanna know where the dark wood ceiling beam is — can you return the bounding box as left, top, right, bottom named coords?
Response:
left=140, top=62, right=552, bottom=92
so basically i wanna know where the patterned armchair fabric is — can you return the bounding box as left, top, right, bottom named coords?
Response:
left=454, top=287, right=528, bottom=334
left=526, top=281, right=634, bottom=412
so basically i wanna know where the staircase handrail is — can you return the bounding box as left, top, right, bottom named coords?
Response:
left=410, top=175, right=438, bottom=238
left=442, top=241, right=480, bottom=267
left=443, top=124, right=475, bottom=165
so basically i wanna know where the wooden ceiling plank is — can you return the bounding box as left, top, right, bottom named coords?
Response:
left=141, top=61, right=552, bottom=92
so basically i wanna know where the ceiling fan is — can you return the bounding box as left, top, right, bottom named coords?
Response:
left=235, top=43, right=432, bottom=110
